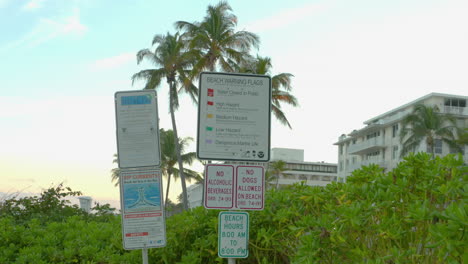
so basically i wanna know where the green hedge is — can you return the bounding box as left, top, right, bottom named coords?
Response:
left=0, top=153, right=466, bottom=263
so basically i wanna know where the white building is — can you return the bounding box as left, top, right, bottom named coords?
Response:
left=334, top=93, right=468, bottom=182
left=270, top=148, right=337, bottom=188
left=186, top=148, right=337, bottom=208
left=186, top=184, right=203, bottom=209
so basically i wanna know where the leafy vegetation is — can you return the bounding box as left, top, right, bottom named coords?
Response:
left=1, top=153, right=466, bottom=263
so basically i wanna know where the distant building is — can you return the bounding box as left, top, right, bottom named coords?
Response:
left=334, top=93, right=468, bottom=182
left=186, top=148, right=337, bottom=208
left=270, top=148, right=337, bottom=188
left=186, top=184, right=203, bottom=209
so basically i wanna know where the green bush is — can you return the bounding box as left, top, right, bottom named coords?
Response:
left=0, top=153, right=466, bottom=263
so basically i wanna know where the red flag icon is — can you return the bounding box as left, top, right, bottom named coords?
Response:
left=207, top=88, right=214, bottom=97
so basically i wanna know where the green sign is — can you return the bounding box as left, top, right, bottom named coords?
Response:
left=218, top=211, right=249, bottom=258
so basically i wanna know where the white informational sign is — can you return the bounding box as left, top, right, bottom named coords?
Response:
left=218, top=211, right=249, bottom=258
left=115, top=90, right=160, bottom=168
left=197, top=72, right=271, bottom=162
left=204, top=164, right=264, bottom=210
left=120, top=168, right=166, bottom=250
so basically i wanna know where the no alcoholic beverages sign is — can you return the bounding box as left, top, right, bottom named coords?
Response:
left=204, top=164, right=264, bottom=210
left=197, top=72, right=271, bottom=162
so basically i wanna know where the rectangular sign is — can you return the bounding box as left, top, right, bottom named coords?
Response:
left=197, top=72, right=271, bottom=162
left=204, top=164, right=234, bottom=209
left=236, top=166, right=264, bottom=210
left=120, top=168, right=166, bottom=250
left=115, top=90, right=161, bottom=168
left=218, top=211, right=249, bottom=258
left=204, top=164, right=264, bottom=210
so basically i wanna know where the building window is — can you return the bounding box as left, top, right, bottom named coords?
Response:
left=445, top=98, right=467, bottom=107
left=352, top=156, right=357, bottom=164
left=392, top=124, right=399, bottom=138
left=427, top=139, right=442, bottom=154
left=339, top=145, right=343, bottom=155
left=366, top=131, right=380, bottom=140
left=392, top=146, right=399, bottom=159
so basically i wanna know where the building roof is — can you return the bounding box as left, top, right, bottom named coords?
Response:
left=364, top=92, right=468, bottom=125
left=334, top=92, right=468, bottom=145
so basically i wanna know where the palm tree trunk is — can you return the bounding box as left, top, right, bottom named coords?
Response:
left=169, top=82, right=189, bottom=211
left=275, top=173, right=280, bottom=190
left=164, top=173, right=171, bottom=208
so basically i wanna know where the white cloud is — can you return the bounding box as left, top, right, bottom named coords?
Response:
left=90, top=52, right=135, bottom=71
left=0, top=9, right=86, bottom=52
left=241, top=3, right=328, bottom=33
left=23, top=0, right=46, bottom=10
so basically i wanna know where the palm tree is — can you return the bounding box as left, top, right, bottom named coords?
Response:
left=238, top=56, right=298, bottom=128
left=110, top=129, right=201, bottom=204
left=159, top=129, right=201, bottom=207
left=132, top=32, right=198, bottom=211
left=111, top=154, right=119, bottom=187
left=268, top=160, right=287, bottom=190
left=400, top=104, right=460, bottom=158
left=175, top=1, right=259, bottom=73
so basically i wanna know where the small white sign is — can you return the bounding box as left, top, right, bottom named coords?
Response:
left=218, top=211, right=249, bottom=258
left=197, top=72, right=271, bottom=162
left=115, top=90, right=160, bottom=168
left=120, top=168, right=166, bottom=250
left=236, top=166, right=264, bottom=210
left=204, top=164, right=234, bottom=209
left=204, top=164, right=264, bottom=210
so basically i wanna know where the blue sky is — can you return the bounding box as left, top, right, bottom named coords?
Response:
left=1, top=0, right=467, bottom=204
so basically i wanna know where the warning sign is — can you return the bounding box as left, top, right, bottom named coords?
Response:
left=204, top=164, right=264, bottom=210
left=120, top=168, right=166, bottom=249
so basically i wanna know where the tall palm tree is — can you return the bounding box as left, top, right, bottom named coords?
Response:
left=110, top=129, right=201, bottom=204
left=132, top=32, right=198, bottom=211
left=159, top=129, right=201, bottom=207
left=238, top=56, right=298, bottom=128
left=400, top=104, right=460, bottom=158
left=111, top=154, right=119, bottom=187
left=268, top=160, right=287, bottom=190
left=175, top=1, right=259, bottom=73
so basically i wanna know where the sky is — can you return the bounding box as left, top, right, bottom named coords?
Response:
left=1, top=0, right=467, bottom=206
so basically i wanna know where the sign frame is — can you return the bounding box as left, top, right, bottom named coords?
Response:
left=119, top=167, right=166, bottom=250
left=115, top=90, right=161, bottom=168
left=204, top=164, right=264, bottom=210
left=197, top=72, right=271, bottom=162
left=218, top=211, right=249, bottom=258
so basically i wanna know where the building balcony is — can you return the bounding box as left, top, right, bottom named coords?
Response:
left=443, top=106, right=468, bottom=116
left=345, top=160, right=386, bottom=173
left=347, top=137, right=386, bottom=155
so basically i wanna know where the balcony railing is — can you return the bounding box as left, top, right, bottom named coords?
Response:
left=348, top=137, right=385, bottom=155
left=346, top=160, right=386, bottom=172
left=443, top=106, right=468, bottom=116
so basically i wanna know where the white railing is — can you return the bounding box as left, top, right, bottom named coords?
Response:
left=348, top=137, right=385, bottom=154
